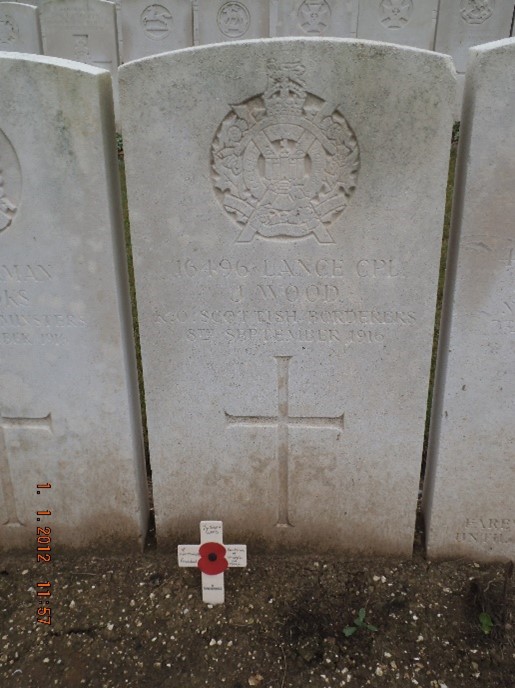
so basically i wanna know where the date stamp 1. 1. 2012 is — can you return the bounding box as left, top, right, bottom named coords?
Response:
left=35, top=482, right=52, bottom=626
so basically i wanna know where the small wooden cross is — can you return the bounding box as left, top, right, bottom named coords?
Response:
left=177, top=521, right=247, bottom=604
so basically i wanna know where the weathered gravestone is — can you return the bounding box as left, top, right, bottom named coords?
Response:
left=120, top=39, right=455, bottom=555
left=0, top=2, right=43, bottom=53
left=356, top=0, right=439, bottom=50
left=0, top=53, right=148, bottom=549
left=40, top=0, right=120, bottom=122
left=434, top=0, right=513, bottom=74
left=121, top=0, right=193, bottom=62
left=195, top=0, right=269, bottom=45
left=423, top=38, right=515, bottom=562
left=272, top=0, right=358, bottom=38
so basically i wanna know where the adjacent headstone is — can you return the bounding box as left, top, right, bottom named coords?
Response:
left=195, top=0, right=269, bottom=45
left=0, top=53, right=148, bottom=549
left=178, top=521, right=247, bottom=604
left=0, top=2, right=43, bottom=53
left=40, top=0, right=120, bottom=123
left=356, top=0, right=439, bottom=51
left=434, top=0, right=513, bottom=73
left=121, top=0, right=193, bottom=62
left=273, top=0, right=358, bottom=38
left=423, top=38, right=515, bottom=563
left=120, top=40, right=455, bottom=555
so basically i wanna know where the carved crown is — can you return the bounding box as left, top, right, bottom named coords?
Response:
left=263, top=60, right=307, bottom=118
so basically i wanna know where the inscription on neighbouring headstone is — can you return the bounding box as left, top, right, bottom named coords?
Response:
left=195, top=0, right=268, bottom=44
left=120, top=39, right=455, bottom=555
left=0, top=2, right=43, bottom=53
left=273, top=0, right=358, bottom=37
left=435, top=0, right=513, bottom=73
left=40, top=0, right=120, bottom=120
left=120, top=0, right=193, bottom=62
left=0, top=53, right=147, bottom=549
left=423, top=38, right=515, bottom=563
left=356, top=0, right=439, bottom=50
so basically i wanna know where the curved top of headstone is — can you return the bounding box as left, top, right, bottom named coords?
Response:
left=120, top=35, right=457, bottom=70
left=0, top=48, right=110, bottom=73
left=468, top=35, right=515, bottom=57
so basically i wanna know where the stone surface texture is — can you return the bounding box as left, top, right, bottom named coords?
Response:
left=423, top=38, right=515, bottom=562
left=40, top=0, right=120, bottom=121
left=0, top=53, right=148, bottom=549
left=195, top=0, right=269, bottom=45
left=273, top=0, right=358, bottom=38
left=435, top=0, right=513, bottom=73
left=121, top=0, right=193, bottom=62
left=120, top=39, right=455, bottom=555
left=0, top=2, right=42, bottom=53
left=356, top=0, right=439, bottom=50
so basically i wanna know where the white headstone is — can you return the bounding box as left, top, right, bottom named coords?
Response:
left=434, top=0, right=513, bottom=73
left=178, top=520, right=247, bottom=604
left=423, top=38, right=515, bottom=563
left=0, top=53, right=148, bottom=549
left=195, top=0, right=269, bottom=45
left=272, top=0, right=358, bottom=38
left=40, top=0, right=120, bottom=123
left=0, top=2, right=43, bottom=53
left=356, top=0, right=439, bottom=50
left=120, top=39, right=455, bottom=555
left=121, top=0, right=193, bottom=62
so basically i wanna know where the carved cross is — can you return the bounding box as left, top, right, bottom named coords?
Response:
left=225, top=356, right=344, bottom=527
left=178, top=521, right=247, bottom=604
left=0, top=412, right=52, bottom=526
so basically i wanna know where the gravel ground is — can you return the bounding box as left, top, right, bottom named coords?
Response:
left=1, top=541, right=513, bottom=688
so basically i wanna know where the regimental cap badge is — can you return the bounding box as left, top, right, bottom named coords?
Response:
left=211, top=59, right=360, bottom=244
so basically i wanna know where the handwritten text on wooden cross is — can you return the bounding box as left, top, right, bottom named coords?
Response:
left=225, top=356, right=344, bottom=528
left=0, top=412, right=52, bottom=526
left=177, top=521, right=247, bottom=604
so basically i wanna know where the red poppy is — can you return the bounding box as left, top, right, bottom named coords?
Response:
left=198, top=542, right=229, bottom=575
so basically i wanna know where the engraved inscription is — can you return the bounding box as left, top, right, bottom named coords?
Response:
left=217, top=1, right=250, bottom=38
left=225, top=356, right=344, bottom=527
left=141, top=4, right=173, bottom=40
left=0, top=264, right=87, bottom=346
left=0, top=129, right=21, bottom=234
left=0, top=13, right=19, bottom=44
left=379, top=0, right=413, bottom=29
left=460, top=0, right=494, bottom=25
left=297, top=1, right=331, bottom=35
left=212, top=60, right=360, bottom=244
left=456, top=517, right=514, bottom=546
left=0, top=412, right=52, bottom=526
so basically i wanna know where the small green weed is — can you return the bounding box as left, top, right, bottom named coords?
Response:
left=343, top=608, right=378, bottom=637
left=479, top=612, right=494, bottom=635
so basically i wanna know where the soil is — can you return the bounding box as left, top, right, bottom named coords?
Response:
left=1, top=530, right=513, bottom=688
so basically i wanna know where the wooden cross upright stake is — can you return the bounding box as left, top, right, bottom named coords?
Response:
left=178, top=521, right=247, bottom=604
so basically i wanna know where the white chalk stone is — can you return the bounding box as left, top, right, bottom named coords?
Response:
left=423, top=38, right=515, bottom=562
left=120, top=39, right=455, bottom=555
left=40, top=0, right=120, bottom=123
left=356, top=0, right=439, bottom=51
left=273, top=0, right=358, bottom=38
left=0, top=2, right=42, bottom=53
left=0, top=53, right=148, bottom=549
left=120, top=0, right=193, bottom=62
left=435, top=0, right=513, bottom=73
left=195, top=0, right=269, bottom=45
